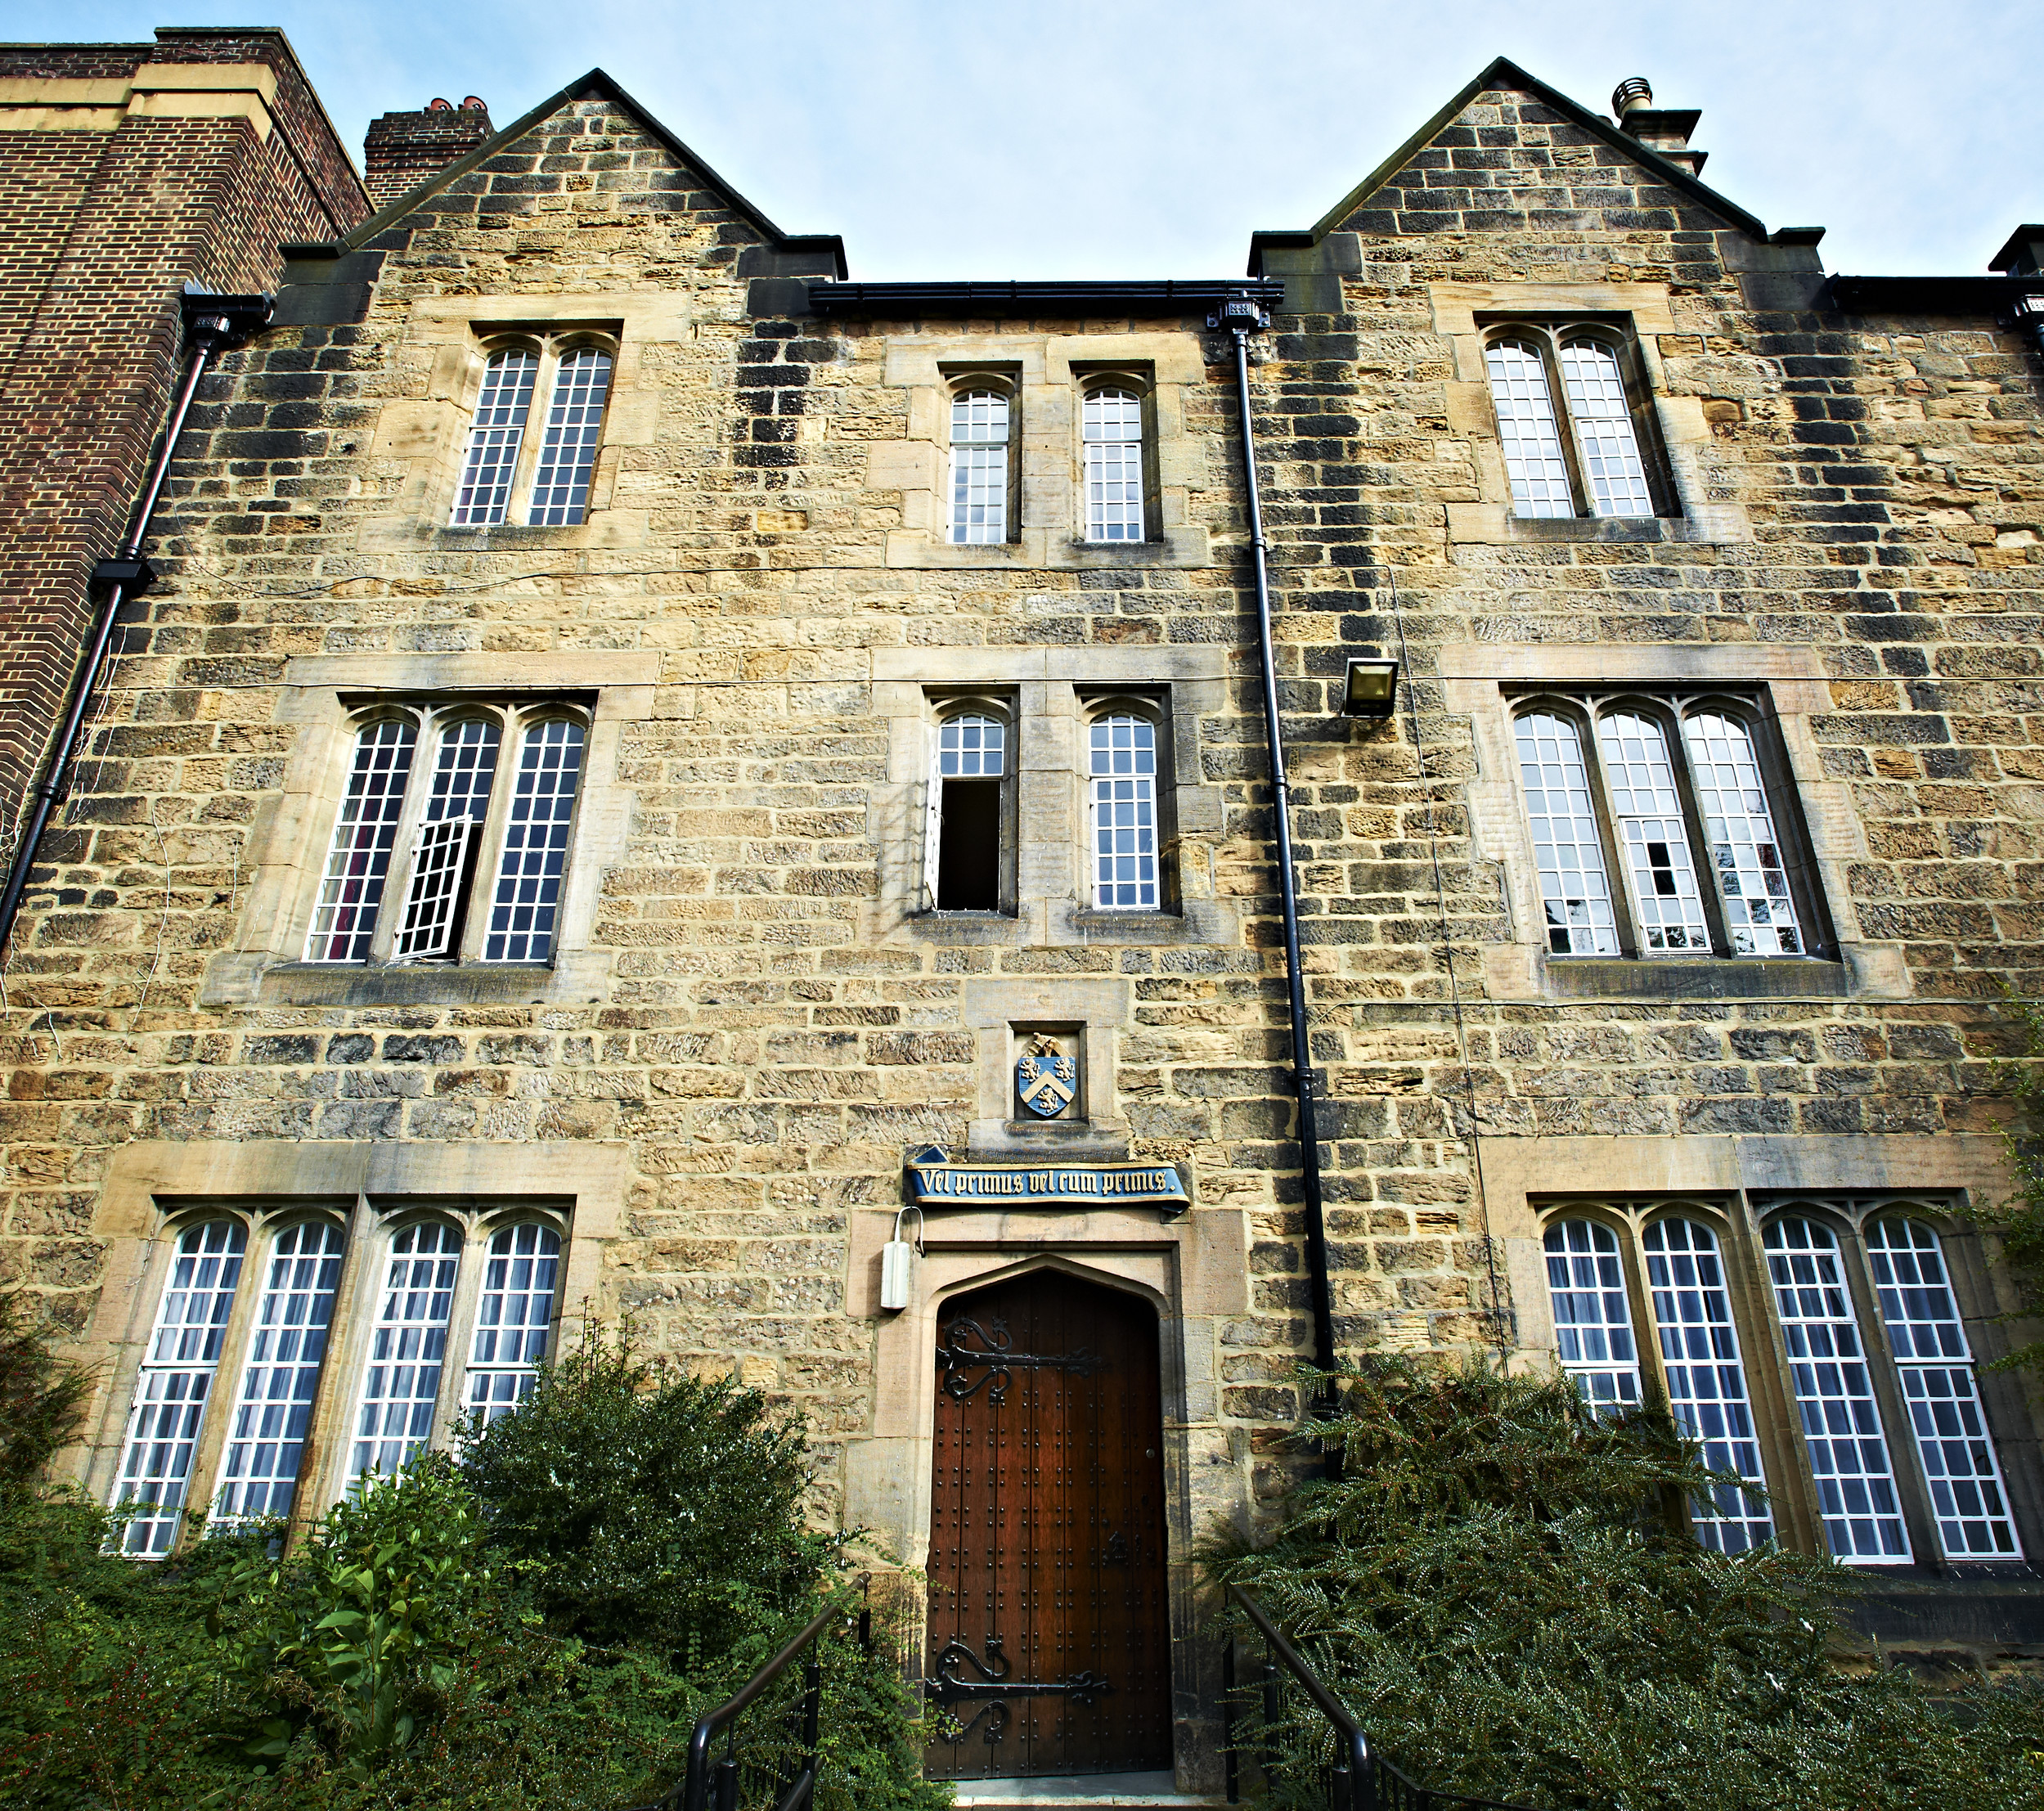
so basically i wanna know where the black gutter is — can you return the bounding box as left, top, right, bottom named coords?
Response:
left=0, top=285, right=272, bottom=961
left=1211, top=290, right=1337, bottom=1386
left=1825, top=275, right=2044, bottom=313
left=807, top=279, right=1284, bottom=317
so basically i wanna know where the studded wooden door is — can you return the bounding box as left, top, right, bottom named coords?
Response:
left=924, top=1270, right=1171, bottom=1779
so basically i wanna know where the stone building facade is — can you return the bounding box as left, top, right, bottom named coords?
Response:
left=16, top=53, right=2044, bottom=1787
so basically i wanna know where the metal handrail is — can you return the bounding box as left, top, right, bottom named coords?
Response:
left=1222, top=1581, right=1540, bottom=1811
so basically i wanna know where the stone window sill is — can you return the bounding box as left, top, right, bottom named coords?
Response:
left=1446, top=502, right=1749, bottom=546
left=1540, top=955, right=1849, bottom=1002
left=199, top=952, right=614, bottom=1009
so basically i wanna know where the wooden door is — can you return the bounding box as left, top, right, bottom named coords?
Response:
left=924, top=1270, right=1171, bottom=1779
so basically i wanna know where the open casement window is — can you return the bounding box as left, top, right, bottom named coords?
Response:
left=451, top=338, right=615, bottom=528
left=923, top=705, right=1013, bottom=913
left=1482, top=325, right=1664, bottom=519
left=1864, top=1219, right=2022, bottom=1558
left=110, top=1220, right=246, bottom=1556
left=306, top=703, right=588, bottom=969
left=947, top=383, right=1016, bottom=545
left=1512, top=693, right=1823, bottom=960
left=1087, top=708, right=1163, bottom=910
left=1081, top=383, right=1148, bottom=542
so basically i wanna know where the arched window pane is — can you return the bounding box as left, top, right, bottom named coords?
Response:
left=352, top=1222, right=462, bottom=1481
left=1089, top=715, right=1157, bottom=909
left=949, top=390, right=1009, bottom=545
left=451, top=350, right=537, bottom=526
left=1485, top=339, right=1573, bottom=518
left=1082, top=389, right=1144, bottom=542
left=112, top=1219, right=246, bottom=1555
left=466, top=1223, right=562, bottom=1427
left=307, top=719, right=418, bottom=962
left=1642, top=1219, right=1772, bottom=1552
left=484, top=720, right=586, bottom=963
left=1866, top=1220, right=2021, bottom=1558
left=1682, top=713, right=1804, bottom=956
left=215, top=1220, right=344, bottom=1526
left=1763, top=1217, right=1910, bottom=1562
left=1558, top=340, right=1654, bottom=517
left=1597, top=712, right=1709, bottom=954
left=395, top=717, right=502, bottom=961
left=938, top=713, right=1004, bottom=777
left=1543, top=1219, right=1639, bottom=1413
left=1514, top=713, right=1617, bottom=954
left=528, top=348, right=613, bottom=526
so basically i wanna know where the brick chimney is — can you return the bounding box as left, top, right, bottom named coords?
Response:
left=1610, top=77, right=1707, bottom=178
left=363, top=96, right=492, bottom=210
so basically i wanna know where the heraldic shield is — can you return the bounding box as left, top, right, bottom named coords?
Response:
left=1015, top=1033, right=1077, bottom=1119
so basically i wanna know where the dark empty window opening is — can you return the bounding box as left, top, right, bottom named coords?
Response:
left=937, top=780, right=1001, bottom=910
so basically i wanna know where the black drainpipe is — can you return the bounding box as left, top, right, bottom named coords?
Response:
left=1212, top=291, right=1337, bottom=1386
left=0, top=285, right=272, bottom=961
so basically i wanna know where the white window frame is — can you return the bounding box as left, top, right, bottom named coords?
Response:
left=946, top=380, right=1016, bottom=546
left=450, top=334, right=618, bottom=530
left=303, top=700, right=591, bottom=970
left=1480, top=322, right=1661, bottom=520
left=1084, top=699, right=1166, bottom=913
left=923, top=698, right=1016, bottom=914
left=1080, top=379, right=1150, bottom=544
left=1510, top=691, right=1822, bottom=962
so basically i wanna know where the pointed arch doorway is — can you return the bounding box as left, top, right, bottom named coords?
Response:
left=924, top=1268, right=1172, bottom=1779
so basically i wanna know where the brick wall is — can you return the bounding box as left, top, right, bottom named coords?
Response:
left=0, top=29, right=366, bottom=844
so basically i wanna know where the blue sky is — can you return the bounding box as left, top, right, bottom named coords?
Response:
left=16, top=1, right=2043, bottom=281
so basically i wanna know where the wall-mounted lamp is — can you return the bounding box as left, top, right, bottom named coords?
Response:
left=1341, top=657, right=1399, bottom=718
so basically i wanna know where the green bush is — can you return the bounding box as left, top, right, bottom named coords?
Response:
left=0, top=1312, right=946, bottom=1811
left=1207, top=1356, right=2044, bottom=1811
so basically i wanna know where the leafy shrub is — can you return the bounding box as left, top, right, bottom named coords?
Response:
left=459, top=1330, right=830, bottom=1656
left=0, top=1319, right=947, bottom=1811
left=1207, top=1356, right=2044, bottom=1811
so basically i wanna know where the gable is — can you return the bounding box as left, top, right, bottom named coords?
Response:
left=338, top=69, right=844, bottom=275
left=1251, top=57, right=1763, bottom=271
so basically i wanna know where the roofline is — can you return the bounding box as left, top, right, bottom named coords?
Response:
left=335, top=66, right=847, bottom=276
left=807, top=279, right=1284, bottom=317
left=1826, top=274, right=2044, bottom=314
left=1247, top=55, right=1766, bottom=274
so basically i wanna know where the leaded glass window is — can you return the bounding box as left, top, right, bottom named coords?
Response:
left=484, top=719, right=586, bottom=963
left=393, top=718, right=501, bottom=960
left=1642, top=1218, right=1772, bottom=1552
left=1485, top=339, right=1573, bottom=518
left=307, top=719, right=418, bottom=962
left=1513, top=694, right=1821, bottom=964
left=1083, top=389, right=1145, bottom=542
left=351, top=1222, right=461, bottom=1481
left=1597, top=712, right=1709, bottom=954
left=1764, top=1216, right=1911, bottom=1562
left=111, top=1219, right=247, bottom=1555
left=451, top=349, right=538, bottom=526
left=1543, top=1219, right=1640, bottom=1412
left=949, top=389, right=1011, bottom=545
left=1515, top=712, right=1618, bottom=954
left=1865, top=1219, right=2020, bottom=1559
left=528, top=348, right=613, bottom=526
left=465, top=1223, right=562, bottom=1426
left=1558, top=339, right=1654, bottom=516
left=1089, top=713, right=1158, bottom=909
left=214, top=1220, right=344, bottom=1526
left=1682, top=712, right=1804, bottom=955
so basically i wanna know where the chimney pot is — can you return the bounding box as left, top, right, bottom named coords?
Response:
left=364, top=98, right=495, bottom=210
left=1612, top=77, right=1653, bottom=117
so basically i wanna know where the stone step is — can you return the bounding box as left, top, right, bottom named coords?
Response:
left=950, top=1771, right=1230, bottom=1811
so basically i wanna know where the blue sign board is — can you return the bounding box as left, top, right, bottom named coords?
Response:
left=905, top=1147, right=1188, bottom=1214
